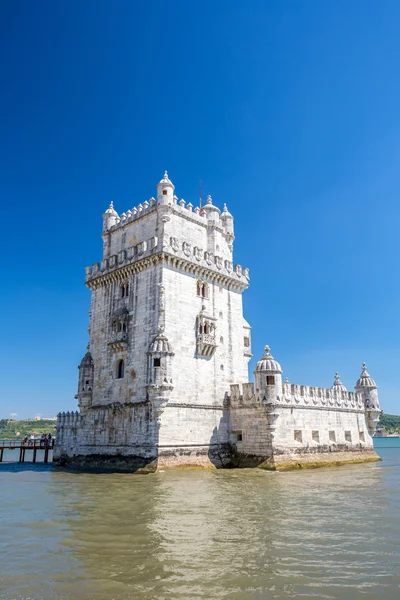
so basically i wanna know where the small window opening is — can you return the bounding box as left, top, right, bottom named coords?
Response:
left=266, top=375, right=275, bottom=386
left=117, top=359, right=125, bottom=379
left=118, top=322, right=122, bottom=333
left=294, top=430, right=302, bottom=443
left=162, top=190, right=167, bottom=196
left=312, top=431, right=320, bottom=443
left=153, top=358, right=161, bottom=367
left=244, top=337, right=250, bottom=348
left=121, top=283, right=129, bottom=298
left=197, top=281, right=208, bottom=298
left=359, top=431, right=365, bottom=442
left=85, top=380, right=90, bottom=385
left=345, top=431, right=352, bottom=443
left=236, top=432, right=243, bottom=442
left=329, top=431, right=336, bottom=442
left=122, top=323, right=127, bottom=332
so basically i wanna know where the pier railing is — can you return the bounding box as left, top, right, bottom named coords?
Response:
left=0, top=439, right=55, bottom=463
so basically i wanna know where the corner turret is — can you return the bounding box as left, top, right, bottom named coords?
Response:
left=331, top=372, right=347, bottom=392
left=102, top=202, right=119, bottom=232
left=355, top=363, right=381, bottom=434
left=254, top=345, right=282, bottom=402
left=202, top=195, right=221, bottom=226
left=156, top=171, right=175, bottom=206
left=75, top=350, right=94, bottom=412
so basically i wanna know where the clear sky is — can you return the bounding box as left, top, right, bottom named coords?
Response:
left=1, top=0, right=399, bottom=418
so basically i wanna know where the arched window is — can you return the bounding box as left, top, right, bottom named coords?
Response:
left=117, top=359, right=125, bottom=379
left=196, top=281, right=208, bottom=298
left=120, top=283, right=129, bottom=298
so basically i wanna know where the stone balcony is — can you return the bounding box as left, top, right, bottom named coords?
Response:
left=197, top=333, right=217, bottom=357
left=108, top=332, right=128, bottom=353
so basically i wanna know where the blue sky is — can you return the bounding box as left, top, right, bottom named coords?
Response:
left=1, top=0, right=399, bottom=418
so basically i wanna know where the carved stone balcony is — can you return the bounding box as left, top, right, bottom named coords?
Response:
left=197, top=333, right=217, bottom=357
left=108, top=332, right=128, bottom=353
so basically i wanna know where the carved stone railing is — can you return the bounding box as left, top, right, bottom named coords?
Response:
left=197, top=333, right=217, bottom=357
left=229, top=382, right=368, bottom=411
left=108, top=332, right=128, bottom=352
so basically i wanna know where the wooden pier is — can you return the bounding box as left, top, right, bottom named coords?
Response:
left=0, top=439, right=55, bottom=464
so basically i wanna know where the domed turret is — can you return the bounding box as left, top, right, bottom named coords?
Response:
left=76, top=351, right=94, bottom=412
left=202, top=195, right=220, bottom=225
left=355, top=363, right=377, bottom=389
left=331, top=372, right=347, bottom=392
left=255, top=345, right=282, bottom=374
left=156, top=171, right=175, bottom=205
left=254, top=345, right=283, bottom=402
left=221, top=203, right=234, bottom=236
left=102, top=201, right=119, bottom=231
left=355, top=363, right=381, bottom=431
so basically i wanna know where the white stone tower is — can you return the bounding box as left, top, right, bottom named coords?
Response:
left=55, top=172, right=251, bottom=468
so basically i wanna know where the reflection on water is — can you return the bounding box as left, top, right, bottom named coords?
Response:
left=0, top=447, right=399, bottom=600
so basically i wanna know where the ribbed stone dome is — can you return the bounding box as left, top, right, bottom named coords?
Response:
left=331, top=372, right=347, bottom=391
left=80, top=351, right=93, bottom=366
left=255, top=345, right=282, bottom=373
left=104, top=201, right=118, bottom=216
left=149, top=334, right=173, bottom=354
left=355, top=363, right=377, bottom=389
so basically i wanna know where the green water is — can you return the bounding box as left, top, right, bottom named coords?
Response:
left=0, top=444, right=399, bottom=600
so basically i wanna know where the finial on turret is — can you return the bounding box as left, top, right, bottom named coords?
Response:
left=264, top=345, right=271, bottom=355
left=206, top=195, right=212, bottom=205
left=331, top=372, right=347, bottom=391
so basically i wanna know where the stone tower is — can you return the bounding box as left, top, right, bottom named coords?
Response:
left=55, top=172, right=251, bottom=468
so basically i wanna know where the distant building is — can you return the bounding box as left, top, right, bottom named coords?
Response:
left=55, top=172, right=382, bottom=471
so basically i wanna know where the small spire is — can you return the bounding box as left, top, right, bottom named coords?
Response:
left=263, top=345, right=272, bottom=357
left=223, top=203, right=228, bottom=212
left=206, top=195, right=212, bottom=205
left=110, top=201, right=114, bottom=209
left=284, top=376, right=289, bottom=383
left=362, top=362, right=368, bottom=373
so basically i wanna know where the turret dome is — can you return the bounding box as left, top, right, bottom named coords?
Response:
left=221, top=203, right=233, bottom=220
left=149, top=334, right=173, bottom=354
left=331, top=372, right=347, bottom=391
left=104, top=201, right=118, bottom=217
left=79, top=351, right=93, bottom=367
left=355, top=363, right=377, bottom=389
left=255, top=345, right=282, bottom=373
left=157, top=170, right=175, bottom=189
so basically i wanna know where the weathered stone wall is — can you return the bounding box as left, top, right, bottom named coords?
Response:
left=228, top=382, right=379, bottom=470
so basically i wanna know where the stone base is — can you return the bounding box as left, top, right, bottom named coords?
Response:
left=238, top=448, right=381, bottom=471
left=53, top=446, right=381, bottom=473
left=53, top=443, right=234, bottom=473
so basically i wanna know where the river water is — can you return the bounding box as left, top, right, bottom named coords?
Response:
left=0, top=441, right=399, bottom=600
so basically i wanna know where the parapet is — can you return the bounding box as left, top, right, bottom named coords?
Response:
left=229, top=382, right=256, bottom=406
left=56, top=411, right=81, bottom=427
left=281, top=381, right=366, bottom=410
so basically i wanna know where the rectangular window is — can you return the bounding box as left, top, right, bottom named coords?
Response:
left=312, top=431, right=320, bottom=443
left=294, top=430, right=302, bottom=443
left=266, top=375, right=275, bottom=386
left=359, top=431, right=365, bottom=442
left=153, top=358, right=161, bottom=367
left=244, top=337, right=250, bottom=348
left=345, top=431, right=352, bottom=443
left=329, top=431, right=336, bottom=442
left=232, top=431, right=243, bottom=442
